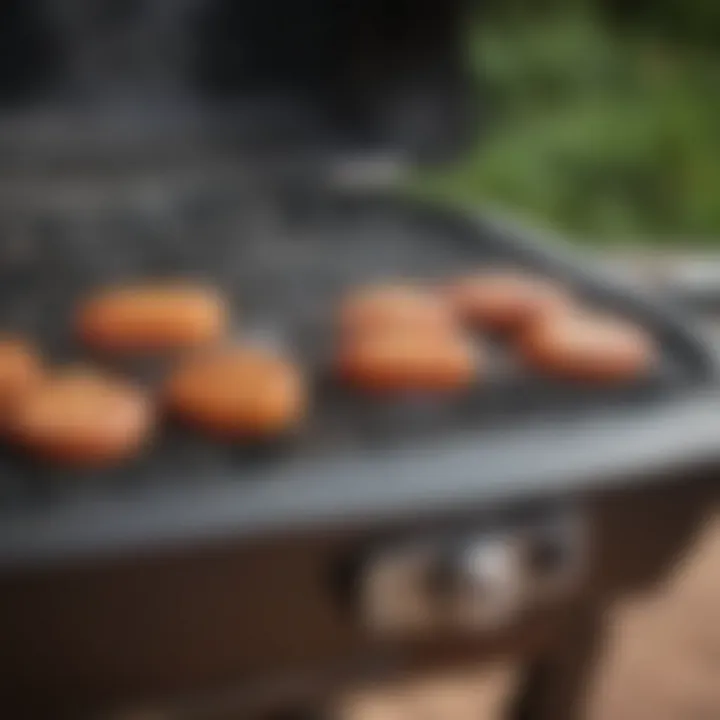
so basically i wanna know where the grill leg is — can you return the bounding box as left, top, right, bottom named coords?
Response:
left=507, top=603, right=605, bottom=720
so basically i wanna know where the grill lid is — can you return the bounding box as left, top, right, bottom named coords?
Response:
left=0, top=0, right=477, bottom=173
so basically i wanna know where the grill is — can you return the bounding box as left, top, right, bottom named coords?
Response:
left=2, top=177, right=719, bottom=720
left=1, top=3, right=720, bottom=719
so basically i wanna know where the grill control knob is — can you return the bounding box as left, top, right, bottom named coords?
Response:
left=524, top=514, right=586, bottom=598
left=429, top=538, right=526, bottom=628
left=358, top=512, right=586, bottom=636
left=528, top=532, right=569, bottom=576
left=361, top=536, right=527, bottom=635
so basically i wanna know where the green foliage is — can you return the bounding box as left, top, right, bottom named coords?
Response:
left=412, top=12, right=720, bottom=243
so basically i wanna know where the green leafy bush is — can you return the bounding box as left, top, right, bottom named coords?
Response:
left=412, top=12, right=720, bottom=243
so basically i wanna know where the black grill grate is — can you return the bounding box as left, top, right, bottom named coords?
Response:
left=0, top=182, right=708, bottom=503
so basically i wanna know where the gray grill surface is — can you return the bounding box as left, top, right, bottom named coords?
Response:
left=0, top=184, right=710, bottom=507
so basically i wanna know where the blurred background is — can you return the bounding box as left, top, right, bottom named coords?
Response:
left=414, top=0, right=720, bottom=246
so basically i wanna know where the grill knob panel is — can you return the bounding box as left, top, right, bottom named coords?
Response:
left=358, top=510, right=588, bottom=636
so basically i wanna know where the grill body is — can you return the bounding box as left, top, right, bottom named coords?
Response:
left=0, top=186, right=718, bottom=719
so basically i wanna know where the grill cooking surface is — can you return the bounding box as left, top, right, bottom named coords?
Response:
left=0, top=181, right=710, bottom=505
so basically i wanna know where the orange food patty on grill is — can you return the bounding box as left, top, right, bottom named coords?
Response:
left=165, top=347, right=307, bottom=439
left=340, top=284, right=457, bottom=338
left=10, top=368, right=154, bottom=467
left=337, top=329, right=480, bottom=393
left=518, top=313, right=656, bottom=383
left=446, top=272, right=570, bottom=333
left=77, top=282, right=228, bottom=354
